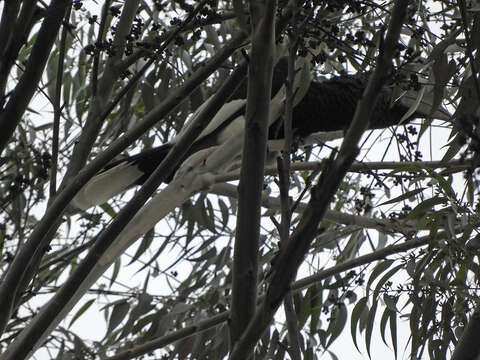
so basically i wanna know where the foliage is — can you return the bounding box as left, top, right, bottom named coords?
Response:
left=0, top=0, right=480, bottom=359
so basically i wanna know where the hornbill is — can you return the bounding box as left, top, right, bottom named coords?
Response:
left=71, top=58, right=450, bottom=210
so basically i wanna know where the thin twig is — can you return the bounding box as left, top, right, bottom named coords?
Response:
left=457, top=0, right=480, bottom=101
left=49, top=5, right=72, bottom=199
left=215, top=157, right=471, bottom=183
left=0, top=0, right=70, bottom=337
left=60, top=0, right=142, bottom=183
left=0, top=0, right=68, bottom=154
left=97, top=0, right=212, bottom=135
left=91, top=0, right=112, bottom=97
left=209, top=182, right=423, bottom=233
left=279, top=16, right=302, bottom=360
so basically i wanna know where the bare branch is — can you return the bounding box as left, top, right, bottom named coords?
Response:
left=61, top=0, right=141, bottom=182
left=278, top=29, right=302, bottom=360
left=49, top=5, right=72, bottom=198
left=209, top=183, right=421, bottom=233
left=91, top=0, right=112, bottom=97
left=457, top=0, right=480, bottom=101
left=230, top=0, right=277, bottom=353
left=0, top=1, right=21, bottom=58
left=0, top=0, right=24, bottom=101
left=0, top=0, right=69, bottom=154
left=451, top=307, right=480, bottom=360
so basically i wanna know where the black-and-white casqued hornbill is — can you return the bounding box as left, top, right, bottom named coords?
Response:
left=71, top=58, right=450, bottom=210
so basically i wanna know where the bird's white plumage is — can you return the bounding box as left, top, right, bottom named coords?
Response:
left=171, top=98, right=247, bottom=145
left=215, top=115, right=246, bottom=143
left=72, top=99, right=247, bottom=210
left=71, top=162, right=144, bottom=210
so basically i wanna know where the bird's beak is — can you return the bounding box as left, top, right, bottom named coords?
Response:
left=396, top=88, right=451, bottom=121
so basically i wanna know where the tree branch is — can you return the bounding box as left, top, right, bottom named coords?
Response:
left=278, top=31, right=302, bottom=360
left=91, top=0, right=112, bottom=97
left=0, top=0, right=21, bottom=59
left=1, top=0, right=142, bottom=338
left=0, top=2, right=42, bottom=98
left=49, top=5, right=72, bottom=198
left=0, top=0, right=68, bottom=154
left=451, top=307, right=480, bottom=360
left=60, top=0, right=141, bottom=183
left=457, top=0, right=480, bottom=101
left=0, top=0, right=69, bottom=337
left=229, top=0, right=277, bottom=354
left=209, top=183, right=422, bottom=233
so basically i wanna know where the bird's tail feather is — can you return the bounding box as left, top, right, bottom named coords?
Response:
left=71, top=144, right=173, bottom=210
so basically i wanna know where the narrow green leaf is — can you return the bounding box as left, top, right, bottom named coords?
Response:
left=377, top=188, right=425, bottom=206
left=384, top=294, right=399, bottom=312
left=309, top=284, right=323, bottom=333
left=109, top=257, right=121, bottom=288
left=106, top=300, right=130, bottom=335
left=373, top=265, right=403, bottom=300
left=406, top=258, right=416, bottom=277
left=218, top=198, right=229, bottom=229
left=46, top=49, right=59, bottom=100
left=404, top=196, right=447, bottom=221
left=385, top=165, right=424, bottom=176
left=380, top=307, right=390, bottom=346
left=398, top=86, right=426, bottom=125
left=69, top=299, right=94, bottom=328
left=423, top=167, right=456, bottom=198
left=351, top=297, right=368, bottom=352
left=136, top=234, right=172, bottom=273
left=63, top=72, right=72, bottom=107
left=129, top=228, right=155, bottom=265
left=366, top=260, right=395, bottom=296
left=131, top=313, right=156, bottom=334
left=73, top=333, right=89, bottom=358
left=187, top=246, right=216, bottom=262
left=100, top=202, right=117, bottom=218
left=203, top=198, right=217, bottom=233
left=409, top=306, right=421, bottom=355
left=366, top=300, right=378, bottom=358
left=326, top=303, right=347, bottom=348
left=420, top=296, right=436, bottom=336
left=298, top=290, right=312, bottom=329
left=390, top=308, right=398, bottom=360
left=326, top=350, right=339, bottom=360
left=120, top=293, right=154, bottom=339
left=442, top=134, right=462, bottom=162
